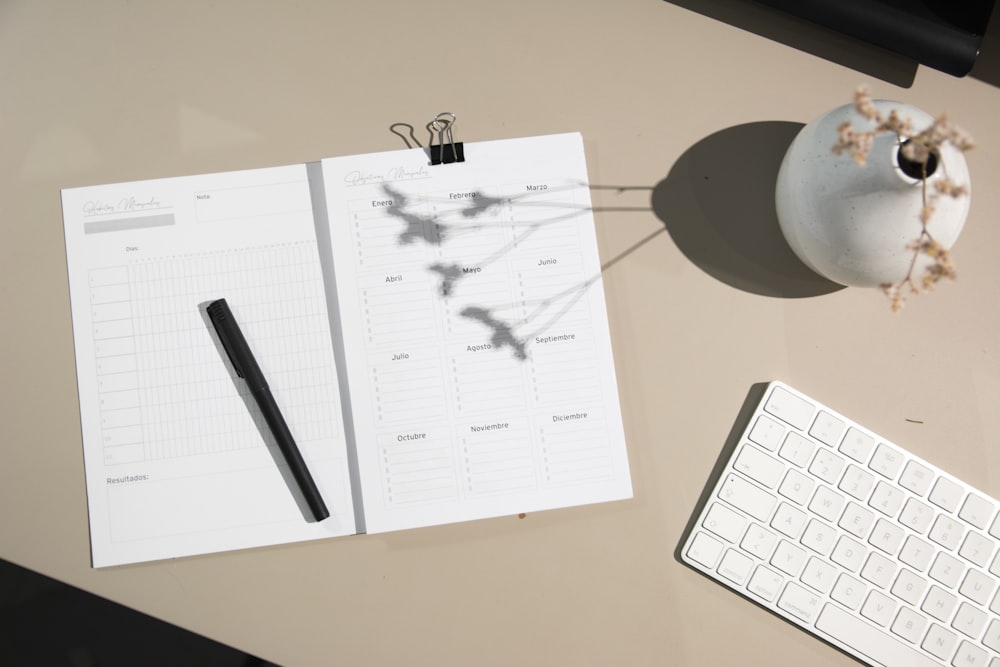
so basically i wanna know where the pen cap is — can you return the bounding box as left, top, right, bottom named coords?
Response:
left=206, top=299, right=268, bottom=390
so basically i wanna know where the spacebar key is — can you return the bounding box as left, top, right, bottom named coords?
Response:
left=815, top=604, right=938, bottom=667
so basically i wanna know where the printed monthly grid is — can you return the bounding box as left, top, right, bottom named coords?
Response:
left=90, top=266, right=141, bottom=466
left=316, top=133, right=632, bottom=536
left=343, top=178, right=615, bottom=510
left=90, top=241, right=339, bottom=465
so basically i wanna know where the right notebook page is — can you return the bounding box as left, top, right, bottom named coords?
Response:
left=320, top=132, right=632, bottom=533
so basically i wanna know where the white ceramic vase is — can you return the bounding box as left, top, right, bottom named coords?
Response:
left=775, top=100, right=971, bottom=288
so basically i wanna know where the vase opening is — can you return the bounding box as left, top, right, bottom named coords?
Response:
left=897, top=140, right=939, bottom=180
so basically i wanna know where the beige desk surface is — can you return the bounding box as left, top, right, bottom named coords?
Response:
left=2, top=1, right=999, bottom=665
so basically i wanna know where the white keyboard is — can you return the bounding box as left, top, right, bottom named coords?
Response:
left=681, top=382, right=1000, bottom=667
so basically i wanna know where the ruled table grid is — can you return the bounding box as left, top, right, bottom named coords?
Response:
left=89, top=241, right=339, bottom=465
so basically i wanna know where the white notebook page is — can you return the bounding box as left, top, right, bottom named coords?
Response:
left=62, top=164, right=356, bottom=567
left=321, top=133, right=632, bottom=533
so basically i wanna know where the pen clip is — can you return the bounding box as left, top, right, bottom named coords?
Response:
left=206, top=299, right=245, bottom=379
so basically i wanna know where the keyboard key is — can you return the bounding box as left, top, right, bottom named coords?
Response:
left=869, top=518, right=905, bottom=555
left=860, top=590, right=897, bottom=627
left=686, top=531, right=724, bottom=568
left=831, top=572, right=866, bottom=611
left=808, top=485, right=845, bottom=522
left=703, top=502, right=748, bottom=543
left=831, top=535, right=867, bottom=572
left=989, top=513, right=1000, bottom=541
left=747, top=565, right=783, bottom=602
left=952, top=602, right=987, bottom=639
left=982, top=618, right=1000, bottom=652
left=869, top=443, right=905, bottom=480
left=771, top=539, right=807, bottom=577
left=929, top=552, right=965, bottom=589
left=771, top=502, right=806, bottom=539
left=809, top=411, right=845, bottom=447
left=862, top=552, right=897, bottom=589
left=900, top=497, right=935, bottom=534
left=718, top=474, right=775, bottom=522
left=840, top=464, right=876, bottom=501
left=990, top=551, right=1000, bottom=579
left=733, top=444, right=784, bottom=488
left=890, top=606, right=927, bottom=643
left=778, top=581, right=823, bottom=624
left=952, top=641, right=987, bottom=667
left=739, top=523, right=777, bottom=560
left=809, top=449, right=845, bottom=485
left=801, top=556, right=837, bottom=594
left=869, top=480, right=904, bottom=517
left=959, top=493, right=995, bottom=531
left=958, top=568, right=994, bottom=606
left=929, top=515, right=965, bottom=551
left=717, top=549, right=754, bottom=585
left=958, top=531, right=994, bottom=568
left=778, top=469, right=814, bottom=505
left=748, top=415, right=784, bottom=452
left=921, top=623, right=958, bottom=661
left=839, top=427, right=875, bottom=463
left=890, top=568, right=926, bottom=605
left=840, top=502, right=876, bottom=539
left=922, top=585, right=958, bottom=622
left=898, top=535, right=934, bottom=572
left=779, top=432, right=814, bottom=468
left=817, top=603, right=938, bottom=667
left=929, top=477, right=964, bottom=513
left=899, top=460, right=934, bottom=496
left=763, top=385, right=814, bottom=430
left=800, top=518, right=837, bottom=556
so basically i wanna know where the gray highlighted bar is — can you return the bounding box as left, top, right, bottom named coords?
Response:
left=84, top=214, right=175, bottom=234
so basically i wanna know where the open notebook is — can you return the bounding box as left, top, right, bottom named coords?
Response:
left=61, top=133, right=632, bottom=567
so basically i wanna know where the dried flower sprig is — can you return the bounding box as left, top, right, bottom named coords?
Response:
left=832, top=86, right=974, bottom=311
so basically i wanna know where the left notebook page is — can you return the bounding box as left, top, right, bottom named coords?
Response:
left=61, top=164, right=356, bottom=567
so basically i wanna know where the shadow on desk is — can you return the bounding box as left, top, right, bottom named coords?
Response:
left=971, top=0, right=1000, bottom=88
left=665, top=0, right=1000, bottom=89
left=0, top=559, right=277, bottom=667
left=652, top=121, right=844, bottom=299
left=663, top=0, right=919, bottom=87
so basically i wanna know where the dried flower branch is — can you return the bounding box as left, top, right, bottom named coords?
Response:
left=832, top=86, right=974, bottom=311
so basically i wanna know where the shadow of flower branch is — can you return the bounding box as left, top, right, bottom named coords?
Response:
left=380, top=181, right=653, bottom=361
left=373, top=120, right=844, bottom=362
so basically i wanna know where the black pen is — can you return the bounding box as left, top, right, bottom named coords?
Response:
left=206, top=298, right=329, bottom=522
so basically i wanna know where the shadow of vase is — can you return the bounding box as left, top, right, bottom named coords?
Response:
left=652, top=121, right=844, bottom=298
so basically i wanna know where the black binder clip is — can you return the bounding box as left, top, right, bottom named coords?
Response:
left=428, top=112, right=465, bottom=165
